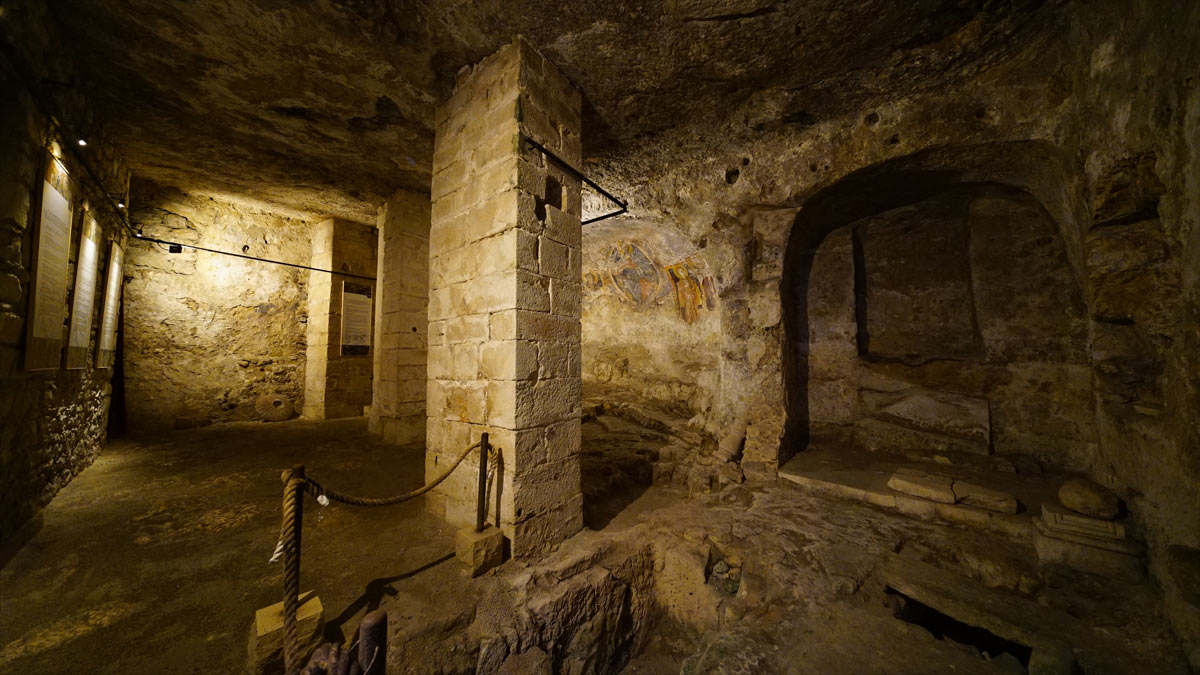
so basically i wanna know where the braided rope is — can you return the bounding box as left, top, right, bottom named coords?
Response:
left=280, top=476, right=304, bottom=675
left=272, top=439, right=485, bottom=674
left=304, top=440, right=481, bottom=507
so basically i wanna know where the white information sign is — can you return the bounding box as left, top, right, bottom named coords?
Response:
left=340, top=281, right=372, bottom=355
left=66, top=215, right=100, bottom=368
left=97, top=241, right=124, bottom=367
left=32, top=177, right=72, bottom=340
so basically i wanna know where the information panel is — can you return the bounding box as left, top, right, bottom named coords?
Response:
left=96, top=241, right=124, bottom=369
left=65, top=214, right=100, bottom=369
left=25, top=152, right=74, bottom=371
left=340, top=281, right=372, bottom=356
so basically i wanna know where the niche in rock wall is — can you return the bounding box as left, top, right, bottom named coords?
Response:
left=801, top=186, right=1091, bottom=467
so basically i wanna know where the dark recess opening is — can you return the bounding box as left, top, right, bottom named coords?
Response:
left=107, top=295, right=128, bottom=437
left=885, top=588, right=1032, bottom=668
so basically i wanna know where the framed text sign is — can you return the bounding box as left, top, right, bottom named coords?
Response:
left=340, top=281, right=372, bottom=356
left=66, top=213, right=101, bottom=369
left=25, top=150, right=74, bottom=371
left=96, top=241, right=124, bottom=369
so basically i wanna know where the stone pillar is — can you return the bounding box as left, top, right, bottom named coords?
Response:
left=368, top=189, right=430, bottom=445
left=303, top=218, right=378, bottom=420
left=426, top=39, right=583, bottom=558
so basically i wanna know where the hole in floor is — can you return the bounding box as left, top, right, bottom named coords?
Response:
left=884, top=587, right=1032, bottom=669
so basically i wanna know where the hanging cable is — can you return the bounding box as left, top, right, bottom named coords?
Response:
left=521, top=135, right=628, bottom=224
left=130, top=232, right=376, bottom=281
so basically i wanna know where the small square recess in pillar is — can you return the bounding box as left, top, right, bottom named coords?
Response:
left=456, top=525, right=506, bottom=577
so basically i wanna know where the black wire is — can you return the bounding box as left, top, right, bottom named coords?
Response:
left=520, top=135, right=628, bottom=224
left=131, top=233, right=376, bottom=281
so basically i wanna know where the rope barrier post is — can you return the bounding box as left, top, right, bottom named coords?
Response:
left=476, top=433, right=489, bottom=533
left=283, top=464, right=305, bottom=675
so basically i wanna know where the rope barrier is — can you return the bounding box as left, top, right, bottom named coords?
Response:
left=270, top=438, right=487, bottom=675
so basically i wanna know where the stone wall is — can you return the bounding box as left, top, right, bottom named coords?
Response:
left=582, top=0, right=1198, bottom=654
left=302, top=218, right=377, bottom=420
left=581, top=219, right=720, bottom=416
left=0, top=1, right=129, bottom=549
left=804, top=187, right=1094, bottom=468
left=125, top=182, right=310, bottom=430
left=426, top=39, right=584, bottom=557
left=368, top=189, right=430, bottom=444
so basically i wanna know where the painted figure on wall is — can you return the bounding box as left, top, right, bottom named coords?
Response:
left=587, top=239, right=716, bottom=324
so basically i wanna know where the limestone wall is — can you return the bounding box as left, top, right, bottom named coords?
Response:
left=302, top=218, right=377, bottom=420
left=368, top=189, right=430, bottom=444
left=125, top=182, right=311, bottom=430
left=581, top=0, right=1198, bottom=654
left=581, top=220, right=720, bottom=416
left=0, top=3, right=130, bottom=549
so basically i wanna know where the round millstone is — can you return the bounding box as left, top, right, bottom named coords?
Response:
left=255, top=395, right=293, bottom=422
left=1058, top=479, right=1121, bottom=520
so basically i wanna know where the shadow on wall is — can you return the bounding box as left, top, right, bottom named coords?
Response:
left=780, top=141, right=1092, bottom=468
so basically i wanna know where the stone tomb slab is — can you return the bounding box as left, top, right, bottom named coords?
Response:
left=886, top=471, right=956, bottom=504
left=952, top=481, right=1019, bottom=515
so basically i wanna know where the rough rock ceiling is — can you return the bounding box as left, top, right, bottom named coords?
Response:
left=47, top=0, right=1054, bottom=221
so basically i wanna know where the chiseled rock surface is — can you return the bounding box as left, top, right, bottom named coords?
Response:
left=125, top=182, right=310, bottom=431
left=1059, top=479, right=1122, bottom=520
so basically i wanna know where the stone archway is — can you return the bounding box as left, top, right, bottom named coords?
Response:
left=779, top=142, right=1092, bottom=469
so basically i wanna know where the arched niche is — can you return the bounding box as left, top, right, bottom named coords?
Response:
left=780, top=142, right=1093, bottom=469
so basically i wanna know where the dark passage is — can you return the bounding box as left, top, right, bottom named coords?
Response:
left=885, top=588, right=1033, bottom=669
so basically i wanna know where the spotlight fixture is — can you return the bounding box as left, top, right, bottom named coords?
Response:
left=168, top=243, right=182, bottom=254
left=117, top=200, right=125, bottom=209
left=77, top=138, right=87, bottom=147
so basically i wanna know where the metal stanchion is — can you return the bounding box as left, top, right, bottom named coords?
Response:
left=475, top=433, right=489, bottom=533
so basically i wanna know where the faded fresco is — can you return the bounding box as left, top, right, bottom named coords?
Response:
left=585, top=240, right=715, bottom=324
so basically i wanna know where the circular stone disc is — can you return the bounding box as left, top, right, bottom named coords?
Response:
left=255, top=394, right=294, bottom=422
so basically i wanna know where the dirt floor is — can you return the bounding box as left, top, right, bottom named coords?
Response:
left=0, top=415, right=684, bottom=674
left=1, top=415, right=1192, bottom=674
left=0, top=418, right=465, bottom=674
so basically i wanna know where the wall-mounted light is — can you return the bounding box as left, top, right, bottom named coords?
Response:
left=77, top=138, right=87, bottom=147
left=117, top=200, right=125, bottom=209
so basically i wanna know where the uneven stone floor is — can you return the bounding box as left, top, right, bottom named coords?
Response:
left=0, top=418, right=466, bottom=674
left=0, top=415, right=1191, bottom=674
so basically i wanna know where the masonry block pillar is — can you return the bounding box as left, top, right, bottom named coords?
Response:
left=426, top=39, right=584, bottom=558
left=368, top=190, right=430, bottom=444
left=303, top=218, right=378, bottom=420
